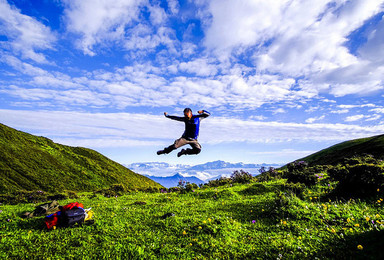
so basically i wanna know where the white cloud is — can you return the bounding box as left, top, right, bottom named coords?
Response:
left=339, top=104, right=376, bottom=109
left=178, top=58, right=218, bottom=76
left=358, top=15, right=384, bottom=64
left=203, top=0, right=384, bottom=96
left=0, top=0, right=56, bottom=63
left=366, top=114, right=381, bottom=121
left=370, top=107, right=384, bottom=113
left=2, top=55, right=50, bottom=76
left=330, top=109, right=349, bottom=114
left=63, top=0, right=146, bottom=55
left=167, top=0, right=180, bottom=15
left=345, top=114, right=365, bottom=122
left=251, top=149, right=317, bottom=159
left=1, top=110, right=382, bottom=150
left=305, top=115, right=325, bottom=124
left=63, top=0, right=178, bottom=56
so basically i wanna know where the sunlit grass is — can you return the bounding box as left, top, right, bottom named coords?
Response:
left=1, top=180, right=384, bottom=259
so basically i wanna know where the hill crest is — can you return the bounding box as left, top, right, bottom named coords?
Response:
left=293, top=134, right=384, bottom=166
left=0, top=123, right=162, bottom=193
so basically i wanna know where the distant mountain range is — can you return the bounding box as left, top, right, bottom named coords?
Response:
left=143, top=173, right=205, bottom=189
left=127, top=160, right=282, bottom=188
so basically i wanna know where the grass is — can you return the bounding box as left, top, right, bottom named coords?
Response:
left=294, top=134, right=384, bottom=166
left=0, top=123, right=162, bottom=193
left=1, top=179, right=384, bottom=259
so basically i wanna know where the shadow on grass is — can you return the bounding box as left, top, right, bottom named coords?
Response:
left=315, top=229, right=384, bottom=259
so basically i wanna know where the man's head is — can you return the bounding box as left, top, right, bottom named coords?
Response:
left=183, top=108, right=192, bottom=119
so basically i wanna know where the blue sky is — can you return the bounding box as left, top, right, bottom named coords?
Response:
left=1, top=0, right=384, bottom=166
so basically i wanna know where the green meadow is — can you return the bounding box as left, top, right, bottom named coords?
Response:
left=2, top=124, right=384, bottom=259
left=1, top=178, right=384, bottom=259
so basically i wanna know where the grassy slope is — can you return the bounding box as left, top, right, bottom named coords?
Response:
left=0, top=123, right=162, bottom=193
left=1, top=180, right=383, bottom=259
left=294, top=134, right=384, bottom=166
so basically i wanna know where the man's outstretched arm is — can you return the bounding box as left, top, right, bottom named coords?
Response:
left=164, top=112, right=185, bottom=122
left=197, top=110, right=210, bottom=118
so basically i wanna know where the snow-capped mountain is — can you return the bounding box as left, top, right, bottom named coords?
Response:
left=143, top=173, right=205, bottom=188
left=126, top=160, right=282, bottom=185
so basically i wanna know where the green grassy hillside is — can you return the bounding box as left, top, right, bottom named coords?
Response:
left=294, top=134, right=384, bottom=166
left=0, top=123, right=162, bottom=193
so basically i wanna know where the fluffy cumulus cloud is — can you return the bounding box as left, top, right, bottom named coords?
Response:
left=0, top=0, right=56, bottom=63
left=204, top=0, right=384, bottom=96
left=2, top=0, right=384, bottom=112
left=63, top=0, right=146, bottom=55
left=62, top=0, right=180, bottom=56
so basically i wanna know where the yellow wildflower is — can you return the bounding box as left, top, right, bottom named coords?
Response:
left=366, top=217, right=370, bottom=221
left=183, top=230, right=187, bottom=235
left=283, top=221, right=287, bottom=225
left=357, top=245, right=363, bottom=250
left=354, top=223, right=360, bottom=227
left=208, top=218, right=212, bottom=222
left=203, top=220, right=207, bottom=224
left=377, top=189, right=380, bottom=192
left=198, top=226, right=202, bottom=230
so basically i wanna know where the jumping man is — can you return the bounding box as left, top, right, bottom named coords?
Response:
left=157, top=108, right=210, bottom=157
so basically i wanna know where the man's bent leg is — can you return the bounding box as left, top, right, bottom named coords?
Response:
left=184, top=141, right=201, bottom=155
left=177, top=140, right=201, bottom=156
left=157, top=144, right=176, bottom=155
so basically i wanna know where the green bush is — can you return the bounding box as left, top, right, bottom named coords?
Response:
left=231, top=170, right=252, bottom=184
left=205, top=177, right=232, bottom=188
left=284, top=162, right=318, bottom=187
left=328, top=164, right=384, bottom=198
left=256, top=167, right=281, bottom=182
left=94, top=184, right=127, bottom=197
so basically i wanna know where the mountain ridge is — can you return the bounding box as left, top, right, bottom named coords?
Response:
left=0, top=123, right=162, bottom=193
left=143, top=173, right=205, bottom=188
left=293, top=134, right=384, bottom=166
left=127, top=161, right=281, bottom=182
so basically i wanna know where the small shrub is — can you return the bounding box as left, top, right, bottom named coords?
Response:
left=205, top=177, right=232, bottom=188
left=257, top=167, right=281, bottom=182
left=0, top=190, right=48, bottom=204
left=287, top=161, right=308, bottom=172
left=95, top=184, right=126, bottom=197
left=231, top=170, right=253, bottom=184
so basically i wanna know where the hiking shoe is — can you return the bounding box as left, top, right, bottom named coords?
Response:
left=177, top=149, right=186, bottom=157
left=157, top=150, right=165, bottom=155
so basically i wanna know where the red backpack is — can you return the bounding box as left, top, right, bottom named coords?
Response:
left=44, top=202, right=85, bottom=230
